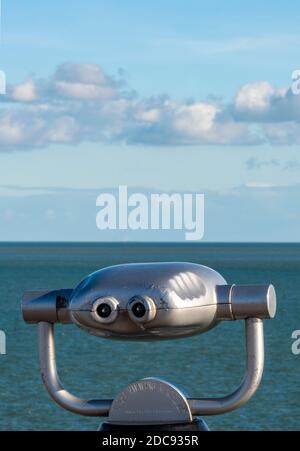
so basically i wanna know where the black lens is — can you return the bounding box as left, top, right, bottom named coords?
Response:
left=132, top=302, right=146, bottom=318
left=96, top=303, right=112, bottom=319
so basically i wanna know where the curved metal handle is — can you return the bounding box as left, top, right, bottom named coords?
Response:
left=38, top=318, right=264, bottom=418
left=188, top=318, right=264, bottom=415
left=38, top=322, right=113, bottom=416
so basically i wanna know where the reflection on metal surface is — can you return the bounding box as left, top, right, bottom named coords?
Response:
left=23, top=262, right=276, bottom=424
left=23, top=262, right=276, bottom=340
left=109, top=378, right=192, bottom=425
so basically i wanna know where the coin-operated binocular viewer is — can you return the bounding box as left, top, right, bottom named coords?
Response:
left=22, top=262, right=276, bottom=431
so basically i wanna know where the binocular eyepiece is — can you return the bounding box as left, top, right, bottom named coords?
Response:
left=22, top=262, right=276, bottom=340
left=91, top=295, right=156, bottom=325
left=92, top=297, right=120, bottom=324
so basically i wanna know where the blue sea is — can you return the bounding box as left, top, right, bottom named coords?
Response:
left=0, top=243, right=299, bottom=431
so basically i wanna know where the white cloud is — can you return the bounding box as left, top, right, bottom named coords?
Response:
left=45, top=116, right=79, bottom=143
left=134, top=108, right=161, bottom=123
left=55, top=63, right=109, bottom=85
left=234, top=81, right=300, bottom=123
left=0, top=114, right=26, bottom=145
left=246, top=182, right=277, bottom=189
left=174, top=103, right=218, bottom=134
left=54, top=81, right=115, bottom=100
left=0, top=62, right=300, bottom=151
left=52, top=63, right=119, bottom=101
left=235, top=81, right=277, bottom=113
left=11, top=79, right=38, bottom=102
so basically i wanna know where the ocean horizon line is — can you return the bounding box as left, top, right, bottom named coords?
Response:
left=0, top=241, right=300, bottom=246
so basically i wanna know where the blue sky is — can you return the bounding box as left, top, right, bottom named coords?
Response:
left=0, top=1, right=300, bottom=241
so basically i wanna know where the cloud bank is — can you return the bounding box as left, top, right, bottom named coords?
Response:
left=0, top=63, right=299, bottom=151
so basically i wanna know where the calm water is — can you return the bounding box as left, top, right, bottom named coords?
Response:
left=0, top=243, right=299, bottom=431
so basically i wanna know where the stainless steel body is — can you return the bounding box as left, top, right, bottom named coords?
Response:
left=22, top=262, right=276, bottom=424
left=108, top=378, right=193, bottom=426
left=23, top=262, right=276, bottom=340
left=70, top=262, right=226, bottom=340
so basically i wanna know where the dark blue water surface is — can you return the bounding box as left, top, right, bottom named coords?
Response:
left=0, top=243, right=299, bottom=430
